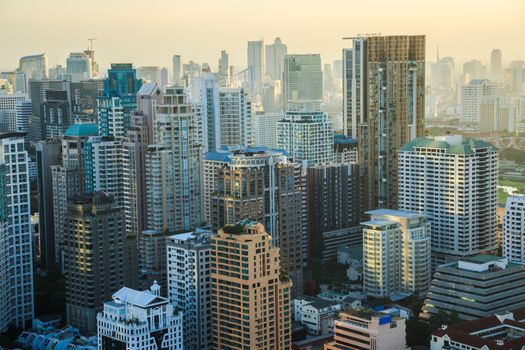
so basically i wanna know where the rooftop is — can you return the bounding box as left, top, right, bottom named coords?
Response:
left=367, top=209, right=425, bottom=220
left=112, top=286, right=167, bottom=308
left=400, top=136, right=497, bottom=154
left=64, top=123, right=98, bottom=137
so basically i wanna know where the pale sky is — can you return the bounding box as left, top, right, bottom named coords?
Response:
left=1, top=0, right=524, bottom=72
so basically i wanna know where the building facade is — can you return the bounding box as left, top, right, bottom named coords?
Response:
left=218, top=87, right=252, bottom=148
left=503, top=196, right=525, bottom=263
left=283, top=54, right=323, bottom=110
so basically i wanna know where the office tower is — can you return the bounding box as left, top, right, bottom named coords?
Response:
left=247, top=40, right=265, bottom=96
left=138, top=66, right=161, bottom=85
left=71, top=79, right=104, bottom=120
left=28, top=79, right=71, bottom=143
left=15, top=99, right=32, bottom=133
left=66, top=52, right=92, bottom=82
left=430, top=57, right=455, bottom=90
left=282, top=54, right=323, bottom=110
left=503, top=196, right=525, bottom=263
left=0, top=93, right=29, bottom=132
left=253, top=112, right=282, bottom=148
left=399, top=135, right=498, bottom=266
left=333, top=134, right=357, bottom=163
left=167, top=229, right=213, bottom=350
left=490, top=49, right=503, bottom=76
left=343, top=35, right=425, bottom=211
left=218, top=50, right=230, bottom=87
left=19, top=53, right=48, bottom=83
left=97, top=283, right=184, bottom=350
left=218, top=87, right=252, bottom=147
left=0, top=133, right=33, bottom=332
left=36, top=139, right=62, bottom=269
left=460, top=79, right=498, bottom=128
left=325, top=310, right=407, bottom=350
left=97, top=63, right=142, bottom=138
left=211, top=220, right=292, bottom=349
left=463, top=59, right=486, bottom=82
left=362, top=210, right=431, bottom=298
left=160, top=67, right=169, bottom=89
left=173, top=55, right=182, bottom=86
left=422, top=255, right=525, bottom=320
left=265, top=37, right=288, bottom=81
left=509, top=60, right=525, bottom=94
left=51, top=125, right=97, bottom=269
left=48, top=65, right=67, bottom=80
left=0, top=71, right=27, bottom=94
left=277, top=110, right=334, bottom=166
left=146, top=86, right=202, bottom=232
left=261, top=80, right=281, bottom=112
left=198, top=73, right=220, bottom=152
left=307, top=163, right=360, bottom=263
left=333, top=59, right=343, bottom=79
left=41, top=90, right=72, bottom=138
left=208, top=147, right=305, bottom=295
left=64, top=191, right=126, bottom=334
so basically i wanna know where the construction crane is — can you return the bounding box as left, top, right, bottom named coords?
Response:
left=88, top=38, right=97, bottom=51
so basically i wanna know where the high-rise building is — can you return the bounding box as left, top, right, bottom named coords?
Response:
left=138, top=66, right=161, bottom=85
left=160, top=67, right=169, bottom=90
left=325, top=310, right=407, bottom=350
left=343, top=35, right=425, bottom=211
left=71, top=79, right=104, bottom=120
left=208, top=147, right=306, bottom=295
left=218, top=50, right=230, bottom=87
left=247, top=40, right=265, bottom=97
left=282, top=54, right=322, bottom=110
left=509, top=60, right=525, bottom=94
left=0, top=71, right=27, bottom=94
left=307, top=163, right=360, bottom=263
left=146, top=86, right=202, bottom=232
left=97, top=283, right=184, bottom=350
left=265, top=37, right=288, bottom=81
left=172, top=55, right=182, bottom=86
left=211, top=220, right=292, bottom=349
left=64, top=191, right=127, bottom=334
left=19, top=53, right=48, bottom=84
left=0, top=132, right=34, bottom=332
left=0, top=93, right=29, bottom=132
left=277, top=110, right=334, bottom=166
left=460, top=79, right=498, bottom=128
left=399, top=135, right=498, bottom=266
left=333, top=134, right=358, bottom=164
left=66, top=52, right=92, bottom=82
left=490, top=49, right=503, bottom=77
left=218, top=87, right=252, bottom=147
left=15, top=99, right=32, bottom=133
left=198, top=73, right=220, bottom=152
left=167, top=229, right=213, bottom=350
left=363, top=209, right=431, bottom=298
left=41, top=90, right=72, bottom=138
left=430, top=57, right=455, bottom=90
left=253, top=112, right=282, bottom=148
left=463, top=59, right=487, bottom=81
left=97, top=63, right=142, bottom=138
left=36, top=139, right=62, bottom=269
left=503, top=196, right=525, bottom=263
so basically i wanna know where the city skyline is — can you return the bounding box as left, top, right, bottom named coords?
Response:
left=1, top=0, right=525, bottom=72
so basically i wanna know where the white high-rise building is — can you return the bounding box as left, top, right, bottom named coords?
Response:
left=172, top=55, right=182, bottom=86
left=19, top=53, right=48, bottom=84
left=97, top=283, right=183, bottom=350
left=265, top=37, right=288, bottom=81
left=0, top=93, right=29, bottom=132
left=167, top=229, right=213, bottom=350
left=66, top=52, right=92, bottom=82
left=218, top=50, right=230, bottom=87
left=460, top=79, right=498, bottom=128
left=198, top=73, right=220, bottom=152
left=247, top=40, right=264, bottom=97
left=219, top=88, right=252, bottom=147
left=399, top=135, right=498, bottom=266
left=362, top=209, right=431, bottom=298
left=0, top=133, right=34, bottom=332
left=277, top=110, right=334, bottom=166
left=503, top=196, right=525, bottom=263
left=253, top=112, right=283, bottom=148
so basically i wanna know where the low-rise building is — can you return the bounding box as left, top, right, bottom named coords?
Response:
left=324, top=310, right=407, bottom=350
left=293, top=296, right=341, bottom=336
left=431, top=308, right=525, bottom=350
left=18, top=324, right=96, bottom=350
left=96, top=283, right=183, bottom=350
left=422, top=255, right=525, bottom=320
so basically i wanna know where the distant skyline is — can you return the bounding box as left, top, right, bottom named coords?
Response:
left=1, top=0, right=524, bottom=73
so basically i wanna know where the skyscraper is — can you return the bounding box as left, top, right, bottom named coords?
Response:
left=265, top=37, right=288, bottom=81
left=398, top=135, right=498, bottom=266
left=167, top=229, right=213, bottom=350
left=15, top=99, right=32, bottom=133
left=218, top=87, right=252, bottom=147
left=211, top=220, right=292, bottom=349
left=19, top=53, right=48, bottom=83
left=97, top=63, right=142, bottom=138
left=208, top=147, right=306, bottom=295
left=253, top=112, right=282, bottom=148
left=66, top=52, right=93, bottom=82
left=41, top=90, right=72, bottom=138
left=277, top=110, right=334, bottom=166
left=0, top=93, right=29, bottom=132
left=503, top=196, right=525, bottom=263
left=490, top=49, right=503, bottom=76
left=199, top=73, right=220, bottom=152
left=343, top=35, right=425, bottom=211
left=64, top=191, right=126, bottom=334
left=283, top=54, right=323, bottom=110
left=218, top=50, right=230, bottom=87
left=460, top=79, right=498, bottom=128
left=247, top=40, right=264, bottom=97
left=138, top=66, right=161, bottom=85
left=173, top=55, right=182, bottom=86
left=0, top=132, right=33, bottom=332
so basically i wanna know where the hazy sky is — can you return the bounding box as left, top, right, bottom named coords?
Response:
left=1, top=0, right=524, bottom=72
